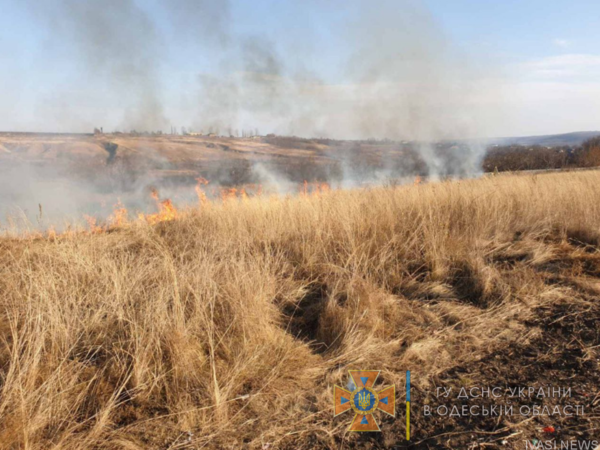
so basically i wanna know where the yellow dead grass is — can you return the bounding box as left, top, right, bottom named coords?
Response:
left=0, top=171, right=599, bottom=448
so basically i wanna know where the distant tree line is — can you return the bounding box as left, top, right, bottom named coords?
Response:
left=483, top=136, right=600, bottom=172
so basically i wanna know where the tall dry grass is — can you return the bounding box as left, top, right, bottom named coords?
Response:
left=0, top=171, right=599, bottom=449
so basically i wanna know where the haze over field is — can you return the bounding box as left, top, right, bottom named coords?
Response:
left=1, top=0, right=599, bottom=139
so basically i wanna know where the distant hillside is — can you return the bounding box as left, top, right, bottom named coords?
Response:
left=490, top=131, right=600, bottom=147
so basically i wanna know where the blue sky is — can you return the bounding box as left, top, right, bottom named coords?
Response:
left=426, top=0, right=600, bottom=56
left=1, top=0, right=599, bottom=138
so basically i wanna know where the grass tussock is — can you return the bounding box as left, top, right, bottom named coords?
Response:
left=0, top=171, right=600, bottom=449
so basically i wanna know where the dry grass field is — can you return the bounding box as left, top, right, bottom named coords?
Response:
left=0, top=171, right=599, bottom=449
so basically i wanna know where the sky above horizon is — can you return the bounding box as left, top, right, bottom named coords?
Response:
left=1, top=0, right=599, bottom=139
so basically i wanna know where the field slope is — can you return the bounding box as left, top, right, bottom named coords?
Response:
left=0, top=171, right=599, bottom=449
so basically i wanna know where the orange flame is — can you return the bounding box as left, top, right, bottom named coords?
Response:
left=84, top=215, right=103, bottom=233
left=312, top=182, right=331, bottom=197
left=67, top=176, right=336, bottom=239
left=300, top=181, right=331, bottom=197
left=144, top=200, right=177, bottom=225
left=108, top=200, right=129, bottom=228
left=141, top=190, right=178, bottom=225
left=221, top=187, right=238, bottom=202
left=195, top=178, right=210, bottom=206
left=414, top=176, right=422, bottom=186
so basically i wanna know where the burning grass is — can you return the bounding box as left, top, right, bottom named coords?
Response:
left=0, top=171, right=599, bottom=449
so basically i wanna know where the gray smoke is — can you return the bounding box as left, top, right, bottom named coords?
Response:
left=26, top=0, right=166, bottom=131
left=190, top=0, right=495, bottom=175
left=0, top=0, right=503, bottom=232
left=164, top=0, right=232, bottom=47
left=18, top=0, right=498, bottom=145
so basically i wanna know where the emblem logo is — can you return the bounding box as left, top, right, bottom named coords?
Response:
left=333, top=370, right=396, bottom=432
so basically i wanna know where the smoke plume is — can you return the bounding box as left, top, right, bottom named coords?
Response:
left=16, top=0, right=498, bottom=143
left=0, top=0, right=505, bottom=230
